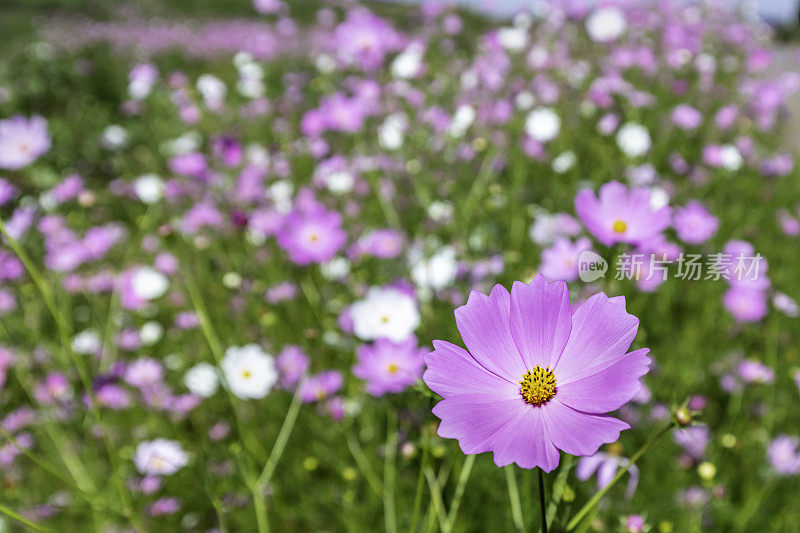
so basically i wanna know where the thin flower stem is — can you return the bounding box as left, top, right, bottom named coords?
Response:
left=408, top=426, right=430, bottom=533
left=422, top=466, right=450, bottom=533
left=0, top=501, right=49, bottom=532
left=538, top=468, right=548, bottom=533
left=546, top=455, right=574, bottom=525
left=183, top=273, right=263, bottom=460
left=384, top=411, right=398, bottom=533
left=344, top=430, right=383, bottom=495
left=566, top=422, right=676, bottom=531
left=249, top=481, right=270, bottom=533
left=257, top=384, right=303, bottom=486
left=505, top=466, right=525, bottom=533
left=0, top=218, right=138, bottom=527
left=446, top=454, right=475, bottom=530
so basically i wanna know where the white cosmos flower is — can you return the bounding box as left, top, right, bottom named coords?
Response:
left=139, top=321, right=164, bottom=345
left=131, top=267, right=169, bottom=301
left=586, top=7, right=627, bottom=43
left=221, top=344, right=277, bottom=399
left=525, top=107, right=561, bottom=142
left=392, top=43, right=424, bottom=79
left=325, top=170, right=355, bottom=194
left=133, top=439, right=188, bottom=476
left=134, top=174, right=163, bottom=204
left=379, top=114, right=406, bottom=150
left=552, top=151, right=577, bottom=173
left=448, top=105, right=476, bottom=138
left=720, top=144, right=743, bottom=171
left=497, top=27, right=528, bottom=51
left=411, top=246, right=458, bottom=290
left=616, top=123, right=651, bottom=158
left=101, top=125, right=128, bottom=150
left=350, top=287, right=420, bottom=342
left=197, top=74, right=226, bottom=103
left=184, top=362, right=220, bottom=398
left=71, top=329, right=101, bottom=354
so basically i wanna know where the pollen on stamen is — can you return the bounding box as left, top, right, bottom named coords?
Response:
left=519, top=365, right=557, bottom=406
left=612, top=219, right=627, bottom=233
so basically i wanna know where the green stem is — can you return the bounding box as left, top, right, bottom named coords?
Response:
left=257, top=385, right=303, bottom=485
left=538, top=468, right=548, bottom=533
left=0, top=218, right=138, bottom=527
left=384, top=412, right=398, bottom=533
left=183, top=273, right=263, bottom=460
left=505, top=466, right=525, bottom=533
left=423, top=466, right=449, bottom=533
left=408, top=427, right=430, bottom=533
left=345, top=430, right=383, bottom=496
left=249, top=481, right=270, bottom=533
left=566, top=422, right=676, bottom=531
left=446, top=454, right=475, bottom=530
left=0, top=501, right=50, bottom=532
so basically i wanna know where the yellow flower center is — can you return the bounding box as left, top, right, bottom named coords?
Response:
left=519, top=366, right=557, bottom=406
left=308, top=232, right=319, bottom=243
left=612, top=220, right=627, bottom=233
left=387, top=363, right=398, bottom=374
left=241, top=370, right=252, bottom=379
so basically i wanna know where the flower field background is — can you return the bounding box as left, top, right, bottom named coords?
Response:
left=1, top=0, right=800, bottom=531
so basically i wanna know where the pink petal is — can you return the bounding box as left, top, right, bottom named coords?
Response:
left=423, top=340, right=517, bottom=399
left=454, top=284, right=527, bottom=382
left=555, top=292, right=639, bottom=384
left=490, top=407, right=561, bottom=471
left=556, top=348, right=651, bottom=413
left=433, top=393, right=527, bottom=455
left=509, top=276, right=572, bottom=370
left=543, top=400, right=630, bottom=456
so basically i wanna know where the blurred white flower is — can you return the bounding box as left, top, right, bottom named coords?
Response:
left=134, top=439, right=188, bottom=476
left=525, top=107, right=560, bottom=142
left=773, top=292, right=799, bottom=317
left=321, top=257, right=351, bottom=280
left=350, top=287, right=420, bottom=342
left=71, top=329, right=101, bottom=354
left=448, top=105, right=476, bottom=138
left=497, top=27, right=528, bottom=51
left=184, top=362, right=220, bottom=398
left=616, top=123, right=651, bottom=157
left=325, top=170, right=355, bottom=194
left=221, top=344, right=277, bottom=399
left=411, top=246, right=458, bottom=290
left=392, top=43, right=424, bottom=79
left=131, top=267, right=169, bottom=301
left=139, top=321, right=164, bottom=345
left=101, top=125, right=128, bottom=150
left=586, top=7, right=627, bottom=43
left=720, top=144, right=743, bottom=171
left=134, top=174, right=164, bottom=204
left=379, top=114, right=406, bottom=150
left=197, top=74, right=226, bottom=109
left=552, top=151, right=577, bottom=173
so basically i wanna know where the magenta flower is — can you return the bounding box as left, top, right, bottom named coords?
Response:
left=575, top=181, right=671, bottom=247
left=0, top=115, right=51, bottom=170
left=539, top=237, right=592, bottom=282
left=353, top=337, right=426, bottom=397
left=423, top=275, right=650, bottom=471
left=673, top=201, right=718, bottom=245
left=298, top=370, right=343, bottom=403
left=277, top=206, right=346, bottom=265
left=767, top=435, right=800, bottom=476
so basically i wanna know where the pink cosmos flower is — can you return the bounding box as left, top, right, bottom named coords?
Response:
left=0, top=115, right=51, bottom=170
left=423, top=275, right=651, bottom=471
left=353, top=337, right=426, bottom=397
left=277, top=205, right=347, bottom=265
left=539, top=237, right=592, bottom=282
left=673, top=201, right=718, bottom=245
left=575, top=181, right=671, bottom=247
